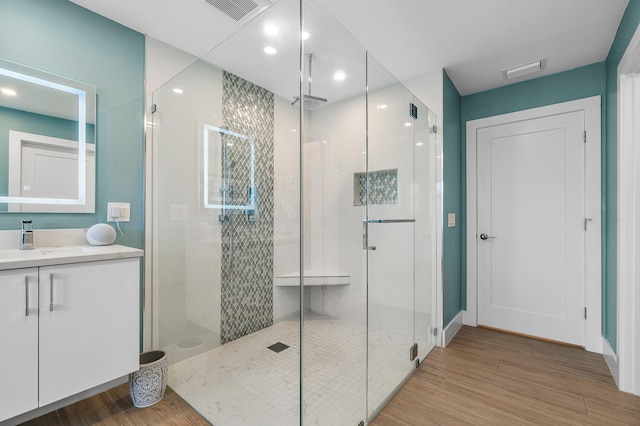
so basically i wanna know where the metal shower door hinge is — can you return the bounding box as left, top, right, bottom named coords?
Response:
left=409, top=102, right=418, bottom=119
left=410, top=343, right=418, bottom=361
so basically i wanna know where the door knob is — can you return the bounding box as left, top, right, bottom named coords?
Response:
left=480, top=233, right=495, bottom=240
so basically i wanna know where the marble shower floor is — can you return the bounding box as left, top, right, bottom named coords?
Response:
left=168, top=315, right=433, bottom=426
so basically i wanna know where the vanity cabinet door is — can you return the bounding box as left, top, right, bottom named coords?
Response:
left=0, top=268, right=39, bottom=422
left=38, top=258, right=140, bottom=406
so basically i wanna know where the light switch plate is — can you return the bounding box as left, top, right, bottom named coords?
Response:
left=447, top=213, right=456, bottom=228
left=107, top=202, right=130, bottom=222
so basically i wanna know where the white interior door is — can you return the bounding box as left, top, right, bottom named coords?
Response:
left=477, top=110, right=586, bottom=346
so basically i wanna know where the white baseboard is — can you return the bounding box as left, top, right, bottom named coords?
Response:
left=463, top=309, right=477, bottom=326
left=443, top=311, right=464, bottom=346
left=603, top=338, right=619, bottom=388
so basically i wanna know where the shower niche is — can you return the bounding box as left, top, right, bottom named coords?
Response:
left=149, top=0, right=440, bottom=424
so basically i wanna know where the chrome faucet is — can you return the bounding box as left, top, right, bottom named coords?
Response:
left=20, top=219, right=34, bottom=250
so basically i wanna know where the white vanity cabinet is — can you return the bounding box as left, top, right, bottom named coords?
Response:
left=38, top=258, right=140, bottom=406
left=0, top=268, right=39, bottom=421
left=0, top=246, right=142, bottom=423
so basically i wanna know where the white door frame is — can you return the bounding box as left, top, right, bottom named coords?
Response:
left=617, top=24, right=640, bottom=396
left=465, top=96, right=602, bottom=353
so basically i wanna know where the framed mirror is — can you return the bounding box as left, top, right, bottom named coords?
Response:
left=0, top=58, right=96, bottom=213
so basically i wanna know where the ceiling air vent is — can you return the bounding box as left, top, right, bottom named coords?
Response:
left=205, top=0, right=271, bottom=23
left=502, top=58, right=547, bottom=80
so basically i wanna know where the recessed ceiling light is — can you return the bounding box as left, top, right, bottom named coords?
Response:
left=301, top=31, right=310, bottom=40
left=333, top=70, right=346, bottom=81
left=1, top=88, right=17, bottom=96
left=322, top=140, right=327, bottom=144
left=404, top=122, right=412, bottom=127
left=173, top=88, right=183, bottom=94
left=376, top=104, right=387, bottom=110
left=502, top=58, right=547, bottom=80
left=264, top=23, right=278, bottom=35
left=264, top=46, right=277, bottom=55
left=416, top=142, right=424, bottom=146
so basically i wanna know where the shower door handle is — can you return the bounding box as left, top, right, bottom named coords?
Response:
left=363, top=219, right=415, bottom=250
left=365, top=219, right=416, bottom=224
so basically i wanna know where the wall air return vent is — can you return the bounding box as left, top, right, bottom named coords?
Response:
left=205, top=0, right=271, bottom=23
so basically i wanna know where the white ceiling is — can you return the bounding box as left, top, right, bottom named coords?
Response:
left=70, top=0, right=629, bottom=98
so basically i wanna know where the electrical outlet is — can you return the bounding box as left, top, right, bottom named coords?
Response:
left=107, top=202, right=130, bottom=222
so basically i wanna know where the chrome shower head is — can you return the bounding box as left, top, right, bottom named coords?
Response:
left=292, top=94, right=328, bottom=109
left=291, top=53, right=328, bottom=109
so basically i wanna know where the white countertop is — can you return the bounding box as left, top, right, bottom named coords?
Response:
left=0, top=244, right=143, bottom=271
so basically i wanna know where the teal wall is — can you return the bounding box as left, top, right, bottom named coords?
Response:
left=604, top=1, right=640, bottom=353
left=0, top=0, right=145, bottom=249
left=461, top=62, right=606, bottom=120
left=442, top=71, right=463, bottom=326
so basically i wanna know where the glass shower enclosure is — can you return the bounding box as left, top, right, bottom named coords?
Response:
left=148, top=0, right=440, bottom=424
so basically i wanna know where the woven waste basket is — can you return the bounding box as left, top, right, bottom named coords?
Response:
left=128, top=350, right=168, bottom=408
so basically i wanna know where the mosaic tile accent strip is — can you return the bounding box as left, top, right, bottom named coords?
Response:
left=220, top=71, right=274, bottom=344
left=354, top=169, right=398, bottom=206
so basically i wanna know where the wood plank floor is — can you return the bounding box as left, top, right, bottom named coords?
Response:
left=372, top=326, right=640, bottom=426
left=19, top=326, right=640, bottom=425
left=19, top=385, right=210, bottom=426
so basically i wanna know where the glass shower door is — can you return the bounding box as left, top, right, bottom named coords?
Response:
left=365, top=54, right=419, bottom=420
left=301, top=1, right=369, bottom=425
left=413, top=101, right=439, bottom=359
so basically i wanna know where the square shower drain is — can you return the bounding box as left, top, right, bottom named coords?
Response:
left=267, top=342, right=289, bottom=353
